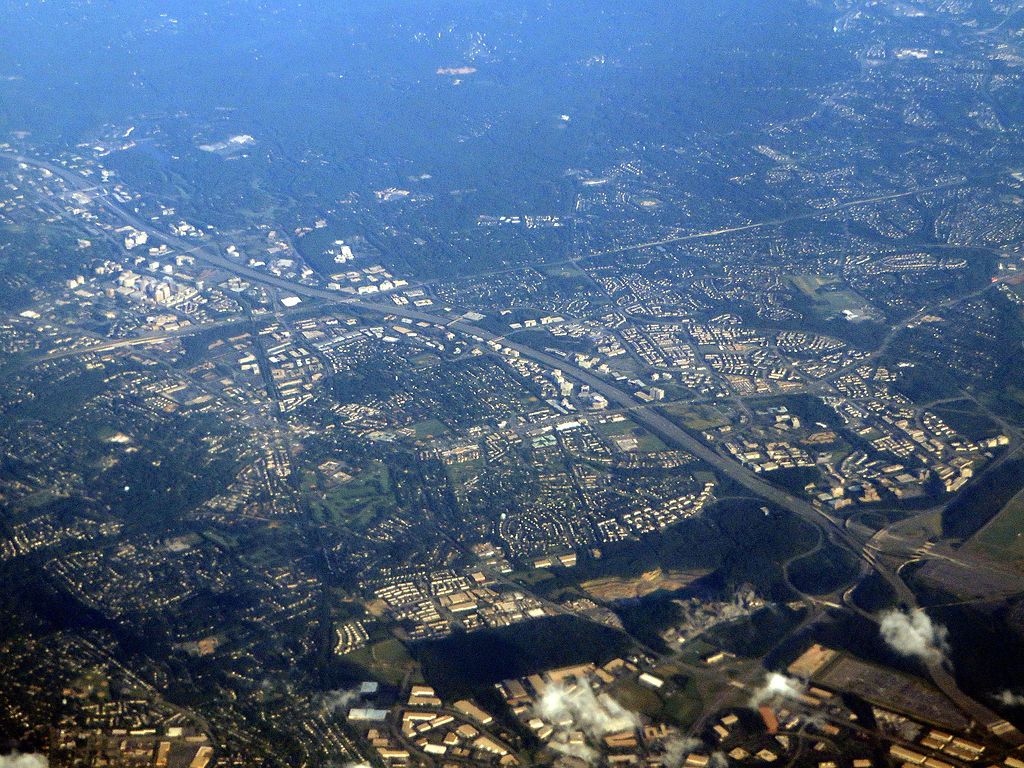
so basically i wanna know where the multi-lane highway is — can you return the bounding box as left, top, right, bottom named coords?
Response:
left=4, top=150, right=1010, bottom=734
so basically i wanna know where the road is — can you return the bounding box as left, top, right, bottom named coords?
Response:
left=35, top=316, right=249, bottom=360
left=582, top=170, right=1020, bottom=261
left=3, top=150, right=1012, bottom=735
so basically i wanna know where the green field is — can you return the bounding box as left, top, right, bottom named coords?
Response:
left=676, top=638, right=718, bottom=667
left=411, top=418, right=449, bottom=439
left=790, top=274, right=873, bottom=316
left=608, top=678, right=664, bottom=718
left=594, top=419, right=668, bottom=451
left=634, top=430, right=668, bottom=452
left=410, top=352, right=442, bottom=369
left=202, top=529, right=240, bottom=551
left=791, top=274, right=834, bottom=295
left=609, top=664, right=704, bottom=728
left=313, top=462, right=394, bottom=530
left=538, top=263, right=587, bottom=279
left=662, top=684, right=704, bottom=728
left=966, top=488, right=1024, bottom=563
left=673, top=407, right=731, bottom=432
left=593, top=418, right=633, bottom=437
left=343, top=639, right=421, bottom=686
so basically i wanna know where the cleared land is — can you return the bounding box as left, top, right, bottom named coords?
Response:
left=966, top=487, right=1024, bottom=564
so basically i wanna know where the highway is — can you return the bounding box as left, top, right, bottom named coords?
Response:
left=36, top=317, right=250, bottom=361
left=581, top=171, right=1020, bottom=261
left=3, top=150, right=1011, bottom=735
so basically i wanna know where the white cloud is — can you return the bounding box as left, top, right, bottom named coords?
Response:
left=536, top=679, right=639, bottom=739
left=534, top=678, right=640, bottom=765
left=993, top=690, right=1024, bottom=707
left=320, top=689, right=359, bottom=714
left=749, top=672, right=806, bottom=707
left=0, top=754, right=48, bottom=768
left=879, top=609, right=950, bottom=665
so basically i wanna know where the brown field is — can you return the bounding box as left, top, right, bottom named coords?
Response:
left=581, top=568, right=710, bottom=602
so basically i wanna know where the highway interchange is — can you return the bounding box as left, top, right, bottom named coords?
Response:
left=4, top=150, right=1018, bottom=737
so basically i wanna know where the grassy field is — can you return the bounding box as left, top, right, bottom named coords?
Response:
left=633, top=430, right=668, bottom=452
left=411, top=616, right=633, bottom=699
left=662, top=679, right=704, bottom=728
left=593, top=416, right=634, bottom=436
left=790, top=274, right=872, bottom=316
left=613, top=662, right=705, bottom=728
left=411, top=418, right=448, bottom=439
left=662, top=402, right=732, bottom=431
left=943, top=458, right=1024, bottom=540
left=314, top=462, right=394, bottom=530
left=343, top=639, right=421, bottom=686
left=676, top=638, right=719, bottom=667
left=966, top=488, right=1024, bottom=563
left=539, top=263, right=587, bottom=279
left=791, top=274, right=834, bottom=295
left=594, top=418, right=668, bottom=451
left=410, top=352, right=442, bottom=369
left=608, top=678, right=663, bottom=718
left=202, top=529, right=240, bottom=551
